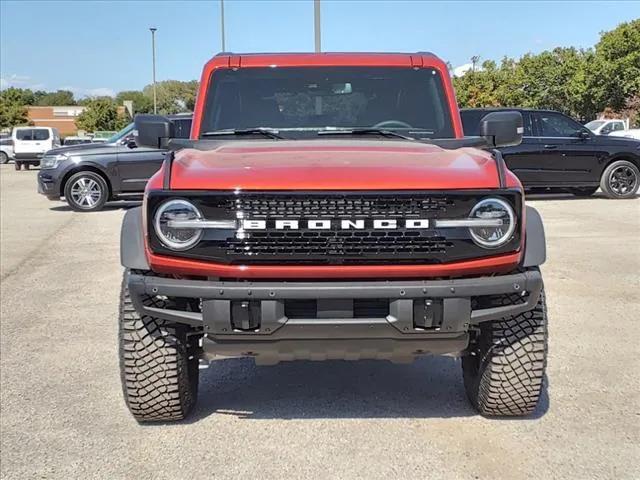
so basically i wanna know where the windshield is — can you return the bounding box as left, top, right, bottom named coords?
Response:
left=105, top=123, right=134, bottom=144
left=201, top=67, right=454, bottom=139
left=585, top=120, right=605, bottom=130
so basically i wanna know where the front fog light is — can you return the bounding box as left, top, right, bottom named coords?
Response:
left=154, top=199, right=203, bottom=250
left=469, top=198, right=516, bottom=248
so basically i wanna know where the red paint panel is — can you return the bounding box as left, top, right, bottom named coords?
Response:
left=168, top=142, right=499, bottom=190
left=146, top=250, right=522, bottom=280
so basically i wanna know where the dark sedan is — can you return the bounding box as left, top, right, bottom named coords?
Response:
left=37, top=114, right=192, bottom=211
left=461, top=108, right=640, bottom=198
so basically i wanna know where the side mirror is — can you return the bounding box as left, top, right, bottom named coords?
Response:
left=479, top=111, right=523, bottom=148
left=134, top=114, right=175, bottom=149
left=579, top=129, right=591, bottom=140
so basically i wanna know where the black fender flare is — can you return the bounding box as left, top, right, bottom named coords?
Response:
left=522, top=206, right=546, bottom=267
left=120, top=207, right=150, bottom=270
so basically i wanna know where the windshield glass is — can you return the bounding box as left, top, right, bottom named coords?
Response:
left=585, top=120, right=605, bottom=130
left=201, top=67, right=454, bottom=139
left=105, top=123, right=133, bottom=144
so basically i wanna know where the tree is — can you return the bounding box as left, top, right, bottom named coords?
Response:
left=142, top=80, right=199, bottom=114
left=0, top=88, right=33, bottom=129
left=0, top=87, right=36, bottom=106
left=75, top=98, right=128, bottom=132
left=35, top=89, right=76, bottom=106
left=115, top=90, right=154, bottom=114
left=0, top=102, right=29, bottom=130
left=589, top=19, right=640, bottom=113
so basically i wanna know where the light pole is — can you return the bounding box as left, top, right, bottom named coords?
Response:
left=150, top=27, right=157, bottom=114
left=314, top=0, right=321, bottom=52
left=220, top=0, right=226, bottom=51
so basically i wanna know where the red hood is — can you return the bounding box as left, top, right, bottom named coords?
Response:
left=169, top=140, right=500, bottom=190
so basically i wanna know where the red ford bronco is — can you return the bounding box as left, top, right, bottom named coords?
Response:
left=120, top=52, right=548, bottom=422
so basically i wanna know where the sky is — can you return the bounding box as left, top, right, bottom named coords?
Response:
left=1, top=0, right=639, bottom=98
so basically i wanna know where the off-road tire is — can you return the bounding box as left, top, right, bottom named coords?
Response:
left=24, top=163, right=30, bottom=170
left=119, top=270, right=200, bottom=422
left=462, top=285, right=548, bottom=417
left=14, top=161, right=22, bottom=171
left=570, top=186, right=597, bottom=197
left=63, top=171, right=109, bottom=212
left=0, top=152, right=8, bottom=164
left=599, top=160, right=640, bottom=199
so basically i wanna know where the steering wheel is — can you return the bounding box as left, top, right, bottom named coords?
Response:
left=372, top=120, right=413, bottom=129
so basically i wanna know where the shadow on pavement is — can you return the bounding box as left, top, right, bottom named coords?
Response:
left=526, top=192, right=638, bottom=201
left=183, top=356, right=549, bottom=422
left=49, top=200, right=141, bottom=212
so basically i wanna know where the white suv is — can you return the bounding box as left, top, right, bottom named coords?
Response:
left=11, top=127, right=61, bottom=170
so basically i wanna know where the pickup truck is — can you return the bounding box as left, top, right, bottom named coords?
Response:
left=119, top=52, right=548, bottom=422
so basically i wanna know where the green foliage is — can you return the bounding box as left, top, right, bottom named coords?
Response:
left=34, top=89, right=76, bottom=106
left=142, top=80, right=199, bottom=114
left=1, top=87, right=36, bottom=106
left=453, top=20, right=640, bottom=121
left=75, top=98, right=128, bottom=132
left=116, top=90, right=154, bottom=114
left=0, top=88, right=33, bottom=128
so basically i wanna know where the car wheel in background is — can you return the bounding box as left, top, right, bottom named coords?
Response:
left=63, top=171, right=109, bottom=212
left=570, top=187, right=598, bottom=197
left=600, top=160, right=640, bottom=199
left=0, top=152, right=8, bottom=164
left=14, top=161, right=22, bottom=171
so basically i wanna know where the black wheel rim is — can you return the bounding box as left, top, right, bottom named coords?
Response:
left=609, top=166, right=638, bottom=195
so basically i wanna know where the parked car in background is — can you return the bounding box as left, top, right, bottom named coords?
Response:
left=585, top=119, right=627, bottom=136
left=62, top=136, right=93, bottom=146
left=461, top=108, right=640, bottom=198
left=37, top=114, right=192, bottom=211
left=0, top=138, right=14, bottom=164
left=609, top=128, right=640, bottom=140
left=11, top=126, right=61, bottom=170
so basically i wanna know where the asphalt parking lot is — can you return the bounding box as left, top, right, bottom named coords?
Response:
left=1, top=163, right=639, bottom=480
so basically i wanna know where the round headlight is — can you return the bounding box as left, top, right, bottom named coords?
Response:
left=468, top=198, right=516, bottom=248
left=154, top=199, right=203, bottom=251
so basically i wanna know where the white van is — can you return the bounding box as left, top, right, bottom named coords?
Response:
left=11, top=126, right=61, bottom=170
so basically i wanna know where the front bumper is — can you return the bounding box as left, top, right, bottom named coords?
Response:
left=127, top=269, right=542, bottom=363
left=37, top=168, right=64, bottom=200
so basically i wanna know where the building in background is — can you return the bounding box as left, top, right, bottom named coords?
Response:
left=26, top=106, right=86, bottom=136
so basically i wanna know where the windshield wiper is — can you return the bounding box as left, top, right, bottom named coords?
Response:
left=317, top=128, right=416, bottom=141
left=201, top=128, right=284, bottom=139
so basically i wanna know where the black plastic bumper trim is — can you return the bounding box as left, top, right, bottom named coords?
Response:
left=127, top=269, right=542, bottom=336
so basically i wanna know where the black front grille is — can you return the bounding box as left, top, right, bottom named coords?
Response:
left=147, top=190, right=522, bottom=266
left=233, top=195, right=454, bottom=218
left=226, top=230, right=453, bottom=258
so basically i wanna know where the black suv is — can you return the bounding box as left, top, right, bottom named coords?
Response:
left=37, top=114, right=192, bottom=211
left=461, top=108, right=640, bottom=198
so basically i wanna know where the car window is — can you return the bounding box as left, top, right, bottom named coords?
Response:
left=536, top=112, right=582, bottom=138
left=585, top=120, right=605, bottom=130
left=33, top=129, right=50, bottom=140
left=613, top=122, right=624, bottom=131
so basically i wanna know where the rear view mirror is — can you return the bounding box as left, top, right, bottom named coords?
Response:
left=479, top=111, right=523, bottom=148
left=134, top=114, right=175, bottom=149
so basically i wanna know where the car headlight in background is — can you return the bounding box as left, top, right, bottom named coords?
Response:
left=40, top=153, right=69, bottom=169
left=154, top=199, right=204, bottom=250
left=468, top=197, right=516, bottom=248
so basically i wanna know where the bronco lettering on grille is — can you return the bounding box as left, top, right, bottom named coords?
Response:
left=242, top=219, right=430, bottom=230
